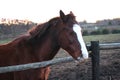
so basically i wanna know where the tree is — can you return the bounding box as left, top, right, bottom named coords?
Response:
left=102, top=29, right=109, bottom=34
left=111, top=29, right=120, bottom=34
left=83, top=30, right=89, bottom=36
left=90, top=30, right=101, bottom=35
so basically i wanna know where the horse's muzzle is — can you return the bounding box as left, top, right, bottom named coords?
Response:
left=75, top=56, right=88, bottom=65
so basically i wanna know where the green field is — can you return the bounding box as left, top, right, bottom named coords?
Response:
left=0, top=34, right=120, bottom=44
left=0, top=38, right=13, bottom=44
left=83, top=34, right=120, bottom=43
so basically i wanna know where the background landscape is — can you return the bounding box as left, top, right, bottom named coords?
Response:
left=0, top=18, right=120, bottom=43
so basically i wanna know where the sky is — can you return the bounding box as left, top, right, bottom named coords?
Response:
left=0, top=0, right=120, bottom=23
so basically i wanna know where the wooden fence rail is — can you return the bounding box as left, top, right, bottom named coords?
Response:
left=100, top=42, right=120, bottom=50
left=0, top=57, right=79, bottom=73
left=0, top=41, right=120, bottom=80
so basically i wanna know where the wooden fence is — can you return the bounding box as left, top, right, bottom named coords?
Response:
left=0, top=41, right=120, bottom=80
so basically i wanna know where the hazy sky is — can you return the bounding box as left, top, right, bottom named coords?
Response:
left=0, top=0, right=120, bottom=23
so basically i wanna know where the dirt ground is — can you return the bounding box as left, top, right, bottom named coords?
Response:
left=48, top=49, right=120, bottom=80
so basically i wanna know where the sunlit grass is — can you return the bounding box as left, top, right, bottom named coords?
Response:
left=0, top=38, right=13, bottom=44
left=83, top=34, right=120, bottom=43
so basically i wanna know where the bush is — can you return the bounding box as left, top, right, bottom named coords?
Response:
left=90, top=30, right=101, bottom=35
left=111, top=29, right=120, bottom=34
left=83, top=30, right=89, bottom=36
left=102, top=29, right=109, bottom=34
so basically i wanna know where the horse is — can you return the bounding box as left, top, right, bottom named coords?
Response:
left=0, top=10, right=88, bottom=80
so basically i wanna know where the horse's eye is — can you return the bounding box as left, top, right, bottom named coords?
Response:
left=69, top=38, right=74, bottom=44
left=70, top=32, right=76, bottom=36
left=63, top=27, right=69, bottom=31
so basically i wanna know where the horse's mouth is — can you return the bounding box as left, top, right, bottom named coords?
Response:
left=75, top=56, right=88, bottom=64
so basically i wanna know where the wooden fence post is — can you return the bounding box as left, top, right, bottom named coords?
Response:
left=91, top=41, right=100, bottom=80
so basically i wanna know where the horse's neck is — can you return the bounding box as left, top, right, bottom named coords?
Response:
left=33, top=35, right=60, bottom=61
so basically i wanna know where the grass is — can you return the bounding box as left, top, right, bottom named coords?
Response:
left=83, top=34, right=120, bottom=43
left=0, top=34, right=120, bottom=44
left=0, top=38, right=13, bottom=44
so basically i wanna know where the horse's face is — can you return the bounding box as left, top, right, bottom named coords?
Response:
left=58, top=10, right=88, bottom=61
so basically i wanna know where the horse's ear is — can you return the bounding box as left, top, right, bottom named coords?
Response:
left=70, top=11, right=74, bottom=15
left=60, top=10, right=67, bottom=23
left=70, top=11, right=75, bottom=17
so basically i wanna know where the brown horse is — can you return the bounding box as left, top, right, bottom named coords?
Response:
left=0, top=10, right=88, bottom=80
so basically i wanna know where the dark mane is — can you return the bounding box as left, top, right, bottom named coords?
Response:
left=28, top=17, right=60, bottom=43
left=28, top=12, right=75, bottom=39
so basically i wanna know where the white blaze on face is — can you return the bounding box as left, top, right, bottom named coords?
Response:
left=73, top=24, right=89, bottom=59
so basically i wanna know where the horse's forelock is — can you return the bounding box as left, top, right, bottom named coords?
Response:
left=67, top=13, right=76, bottom=21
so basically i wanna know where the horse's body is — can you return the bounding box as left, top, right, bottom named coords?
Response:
left=0, top=10, right=88, bottom=80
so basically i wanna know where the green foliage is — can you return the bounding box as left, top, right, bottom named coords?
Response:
left=83, top=30, right=89, bottom=36
left=102, top=29, right=109, bottom=34
left=111, top=29, right=120, bottom=34
left=90, top=30, right=101, bottom=35
left=108, top=21, right=112, bottom=25
left=83, top=29, right=110, bottom=35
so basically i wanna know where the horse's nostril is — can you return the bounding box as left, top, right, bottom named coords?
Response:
left=80, top=54, right=83, bottom=57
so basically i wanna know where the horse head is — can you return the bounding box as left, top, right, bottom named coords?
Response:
left=57, top=10, right=89, bottom=62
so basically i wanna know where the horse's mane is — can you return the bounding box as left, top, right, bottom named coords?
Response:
left=28, top=17, right=60, bottom=43
left=27, top=13, right=75, bottom=44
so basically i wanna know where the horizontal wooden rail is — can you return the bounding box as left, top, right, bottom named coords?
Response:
left=100, top=43, right=120, bottom=50
left=0, top=57, right=84, bottom=73
left=87, top=42, right=120, bottom=50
